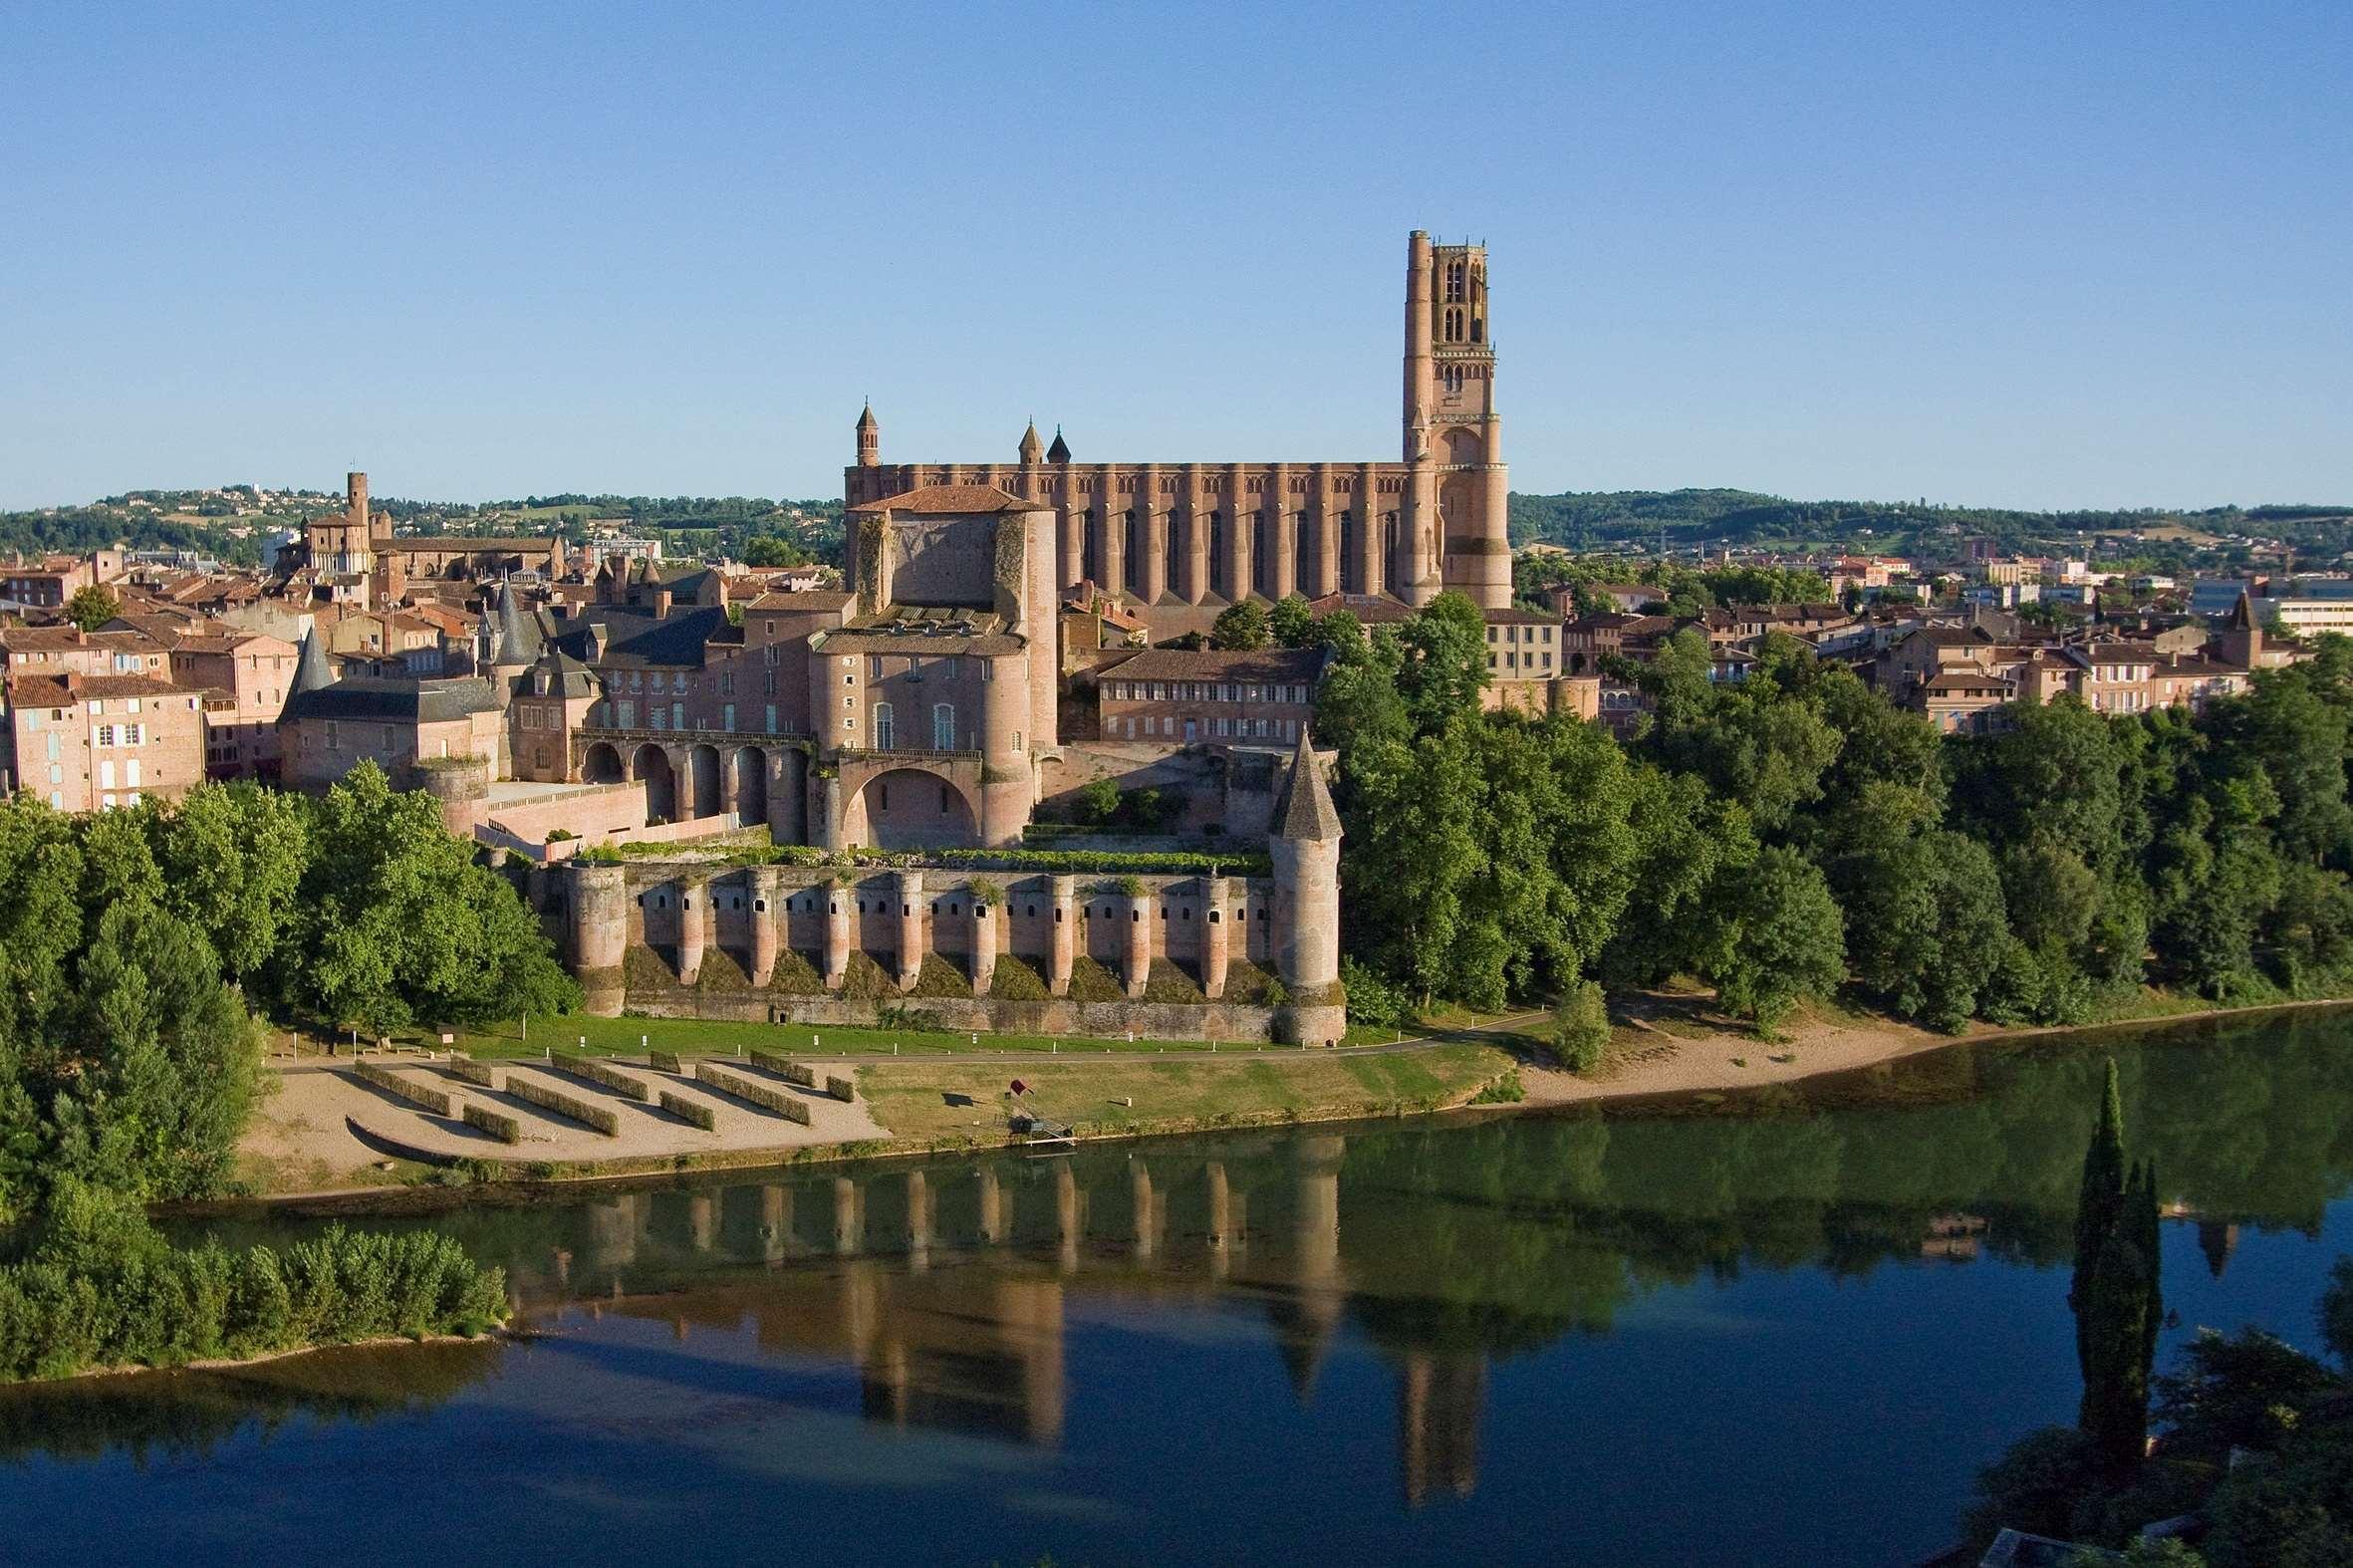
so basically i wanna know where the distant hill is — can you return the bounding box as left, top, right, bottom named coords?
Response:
left=1508, top=489, right=2353, bottom=561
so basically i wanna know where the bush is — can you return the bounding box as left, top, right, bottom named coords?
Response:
left=461, top=1104, right=519, bottom=1144
left=1341, top=958, right=1408, bottom=1029
left=657, top=1091, right=715, bottom=1131
left=507, top=1076, right=621, bottom=1135
left=694, top=1063, right=812, bottom=1124
left=353, top=1061, right=454, bottom=1117
left=545, top=1052, right=651, bottom=1102
left=1547, top=981, right=1611, bottom=1073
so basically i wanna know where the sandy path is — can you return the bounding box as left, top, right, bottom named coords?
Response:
left=243, top=1058, right=886, bottom=1181
left=1515, top=1010, right=1950, bottom=1108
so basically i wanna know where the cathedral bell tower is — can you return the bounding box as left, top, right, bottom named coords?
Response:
left=1402, top=232, right=1509, bottom=610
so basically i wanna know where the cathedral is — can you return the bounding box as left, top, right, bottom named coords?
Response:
left=844, top=232, right=1512, bottom=634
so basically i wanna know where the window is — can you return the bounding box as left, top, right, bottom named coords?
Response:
left=870, top=655, right=885, bottom=678
left=128, top=697, right=141, bottom=713
left=99, top=760, right=115, bottom=790
left=1012, top=730, right=1022, bottom=752
left=765, top=703, right=777, bottom=733
left=96, top=725, right=117, bottom=747
left=126, top=723, right=142, bottom=745
left=873, top=702, right=895, bottom=749
left=720, top=671, right=734, bottom=696
left=326, top=721, right=340, bottom=750
left=722, top=703, right=735, bottom=731
left=932, top=703, right=954, bottom=749
left=125, top=758, right=140, bottom=788
left=943, top=656, right=958, bottom=678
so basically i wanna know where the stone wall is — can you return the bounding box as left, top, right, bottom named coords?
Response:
left=551, top=858, right=1323, bottom=1042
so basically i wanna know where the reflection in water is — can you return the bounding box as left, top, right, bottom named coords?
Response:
left=24, top=1011, right=2353, bottom=1544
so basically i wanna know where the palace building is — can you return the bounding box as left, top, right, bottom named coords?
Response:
left=845, top=231, right=1512, bottom=634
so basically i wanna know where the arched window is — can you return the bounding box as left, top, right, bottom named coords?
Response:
left=1208, top=511, right=1227, bottom=597
left=1252, top=512, right=1268, bottom=596
left=872, top=701, right=895, bottom=749
left=932, top=702, right=955, bottom=750
left=1123, top=510, right=1139, bottom=590
left=1339, top=511, right=1360, bottom=593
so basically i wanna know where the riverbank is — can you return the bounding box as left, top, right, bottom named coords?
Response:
left=224, top=990, right=2353, bottom=1206
left=1513, top=989, right=2353, bottom=1113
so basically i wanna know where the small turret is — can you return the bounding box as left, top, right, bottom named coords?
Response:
left=1047, top=424, right=1071, bottom=464
left=1018, top=420, right=1044, bottom=465
left=855, top=400, right=880, bottom=468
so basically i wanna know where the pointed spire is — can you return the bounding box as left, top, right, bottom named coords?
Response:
left=1276, top=730, right=1340, bottom=843
left=855, top=399, right=878, bottom=432
left=493, top=583, right=539, bottom=666
left=291, top=626, right=334, bottom=695
left=1047, top=423, right=1071, bottom=463
left=2228, top=589, right=2256, bottom=631
left=1018, top=419, right=1044, bottom=464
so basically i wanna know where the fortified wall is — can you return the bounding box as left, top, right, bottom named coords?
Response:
left=545, top=856, right=1343, bottom=1045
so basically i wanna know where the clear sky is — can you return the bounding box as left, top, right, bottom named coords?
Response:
left=4, top=0, right=2347, bottom=512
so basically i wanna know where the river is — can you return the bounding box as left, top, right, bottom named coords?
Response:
left=5, top=1013, right=2352, bottom=1566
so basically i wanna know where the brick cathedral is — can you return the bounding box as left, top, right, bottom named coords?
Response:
left=844, top=231, right=1512, bottom=634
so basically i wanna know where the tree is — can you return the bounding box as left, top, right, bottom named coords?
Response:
left=1392, top=592, right=1489, bottom=734
left=2069, top=1059, right=2163, bottom=1470
left=285, top=763, right=580, bottom=1031
left=64, top=585, right=120, bottom=633
left=1209, top=601, right=1270, bottom=651
left=1268, top=594, right=1316, bottom=648
left=1696, top=846, right=1846, bottom=1028
left=740, top=533, right=812, bottom=568
left=1548, top=980, right=1610, bottom=1072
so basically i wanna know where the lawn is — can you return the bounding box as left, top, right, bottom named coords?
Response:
left=854, top=1042, right=1511, bottom=1143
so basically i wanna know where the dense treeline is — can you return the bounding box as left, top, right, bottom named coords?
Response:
left=1321, top=592, right=2353, bottom=1036
left=1508, top=488, right=2353, bottom=558
left=1512, top=551, right=1832, bottom=612
left=0, top=507, right=267, bottom=567
left=0, top=763, right=576, bottom=1225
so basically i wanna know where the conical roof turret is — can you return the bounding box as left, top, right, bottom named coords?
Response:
left=1018, top=420, right=1044, bottom=464
left=1276, top=730, right=1340, bottom=843
left=492, top=583, right=541, bottom=666
left=291, top=626, right=335, bottom=696
left=855, top=400, right=878, bottom=433
left=1046, top=424, right=1071, bottom=463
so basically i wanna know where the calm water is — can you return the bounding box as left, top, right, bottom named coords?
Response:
left=8, top=1016, right=2353, bottom=1566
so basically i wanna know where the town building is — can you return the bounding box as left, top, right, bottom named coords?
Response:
left=0, top=671, right=206, bottom=811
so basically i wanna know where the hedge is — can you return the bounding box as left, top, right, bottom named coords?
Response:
left=649, top=1050, right=683, bottom=1074
left=657, top=1091, right=716, bottom=1131
left=824, top=1075, right=857, bottom=1104
left=508, top=1076, right=621, bottom=1136
left=694, top=1063, right=813, bottom=1125
left=462, top=1103, right=520, bottom=1143
left=446, top=1058, right=498, bottom=1089
left=747, top=1047, right=808, bottom=1081
left=353, top=1061, right=454, bottom=1117
left=545, top=1052, right=651, bottom=1102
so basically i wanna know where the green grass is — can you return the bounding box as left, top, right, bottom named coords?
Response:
left=855, top=1042, right=1510, bottom=1141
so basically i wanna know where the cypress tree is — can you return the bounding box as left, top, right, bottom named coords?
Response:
left=2067, top=1059, right=2164, bottom=1469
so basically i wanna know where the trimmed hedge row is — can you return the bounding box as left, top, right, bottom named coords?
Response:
left=446, top=1058, right=497, bottom=1089
left=353, top=1061, right=455, bottom=1117
left=748, top=1047, right=807, bottom=1082
left=462, top=1103, right=520, bottom=1143
left=650, top=1050, right=683, bottom=1074
left=825, top=1075, right=857, bottom=1104
left=546, top=1052, right=651, bottom=1102
left=695, top=1063, right=813, bottom=1126
left=508, top=1076, right=621, bottom=1136
left=658, top=1091, right=716, bottom=1131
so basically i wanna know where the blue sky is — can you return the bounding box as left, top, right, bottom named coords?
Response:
left=3, top=0, right=2347, bottom=511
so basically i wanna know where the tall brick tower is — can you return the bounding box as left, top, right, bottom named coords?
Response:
left=1403, top=232, right=1509, bottom=610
